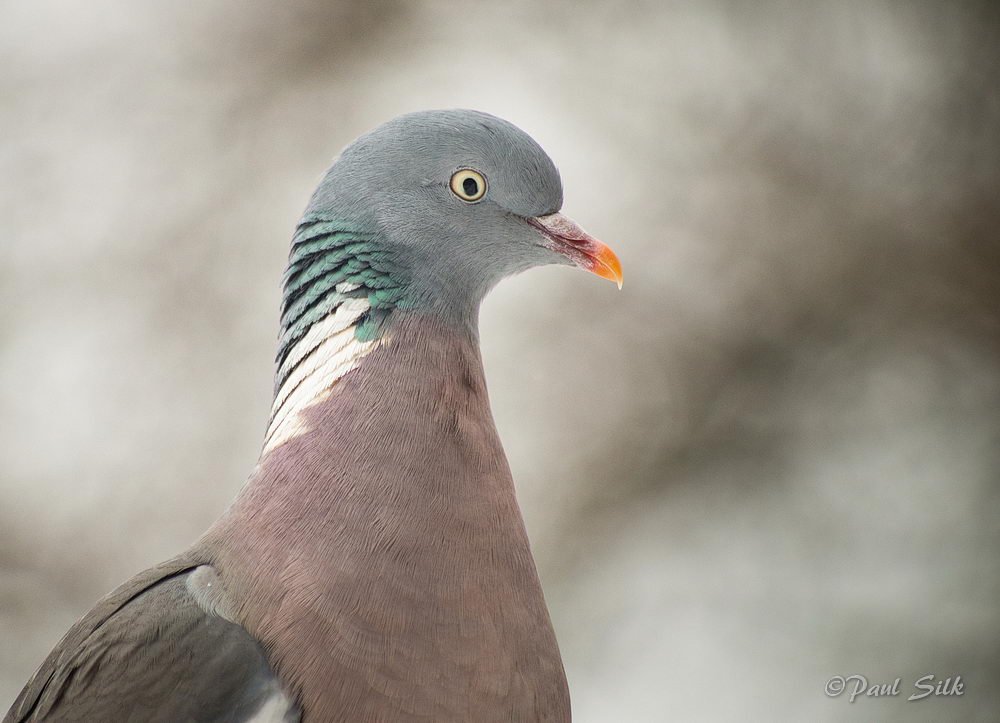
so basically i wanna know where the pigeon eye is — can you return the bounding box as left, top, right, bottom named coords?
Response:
left=450, top=169, right=487, bottom=202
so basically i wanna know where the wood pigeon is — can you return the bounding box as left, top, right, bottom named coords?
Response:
left=5, top=109, right=622, bottom=722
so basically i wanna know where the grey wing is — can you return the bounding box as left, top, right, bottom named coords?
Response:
left=5, top=558, right=299, bottom=723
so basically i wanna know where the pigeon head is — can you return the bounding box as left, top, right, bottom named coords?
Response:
left=299, top=109, right=622, bottom=326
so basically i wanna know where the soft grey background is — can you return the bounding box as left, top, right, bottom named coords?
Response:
left=2, top=2, right=999, bottom=721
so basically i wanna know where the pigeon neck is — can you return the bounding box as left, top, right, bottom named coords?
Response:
left=264, top=216, right=486, bottom=455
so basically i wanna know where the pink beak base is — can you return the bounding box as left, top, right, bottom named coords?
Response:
left=528, top=213, right=623, bottom=288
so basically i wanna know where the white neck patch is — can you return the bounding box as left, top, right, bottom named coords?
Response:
left=261, top=297, right=386, bottom=458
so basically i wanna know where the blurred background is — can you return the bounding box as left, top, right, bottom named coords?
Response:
left=2, top=1, right=999, bottom=720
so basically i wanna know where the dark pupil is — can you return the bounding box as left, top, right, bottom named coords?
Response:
left=462, top=177, right=479, bottom=196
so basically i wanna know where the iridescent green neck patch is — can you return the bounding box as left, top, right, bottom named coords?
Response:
left=274, top=215, right=411, bottom=394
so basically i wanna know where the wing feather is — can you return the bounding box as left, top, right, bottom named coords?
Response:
left=4, top=558, right=299, bottom=723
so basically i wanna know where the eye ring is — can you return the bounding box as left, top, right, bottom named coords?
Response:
left=450, top=169, right=487, bottom=202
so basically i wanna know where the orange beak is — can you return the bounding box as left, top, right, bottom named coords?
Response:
left=528, top=213, right=623, bottom=289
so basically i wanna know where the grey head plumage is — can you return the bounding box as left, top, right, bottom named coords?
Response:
left=292, top=109, right=621, bottom=331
